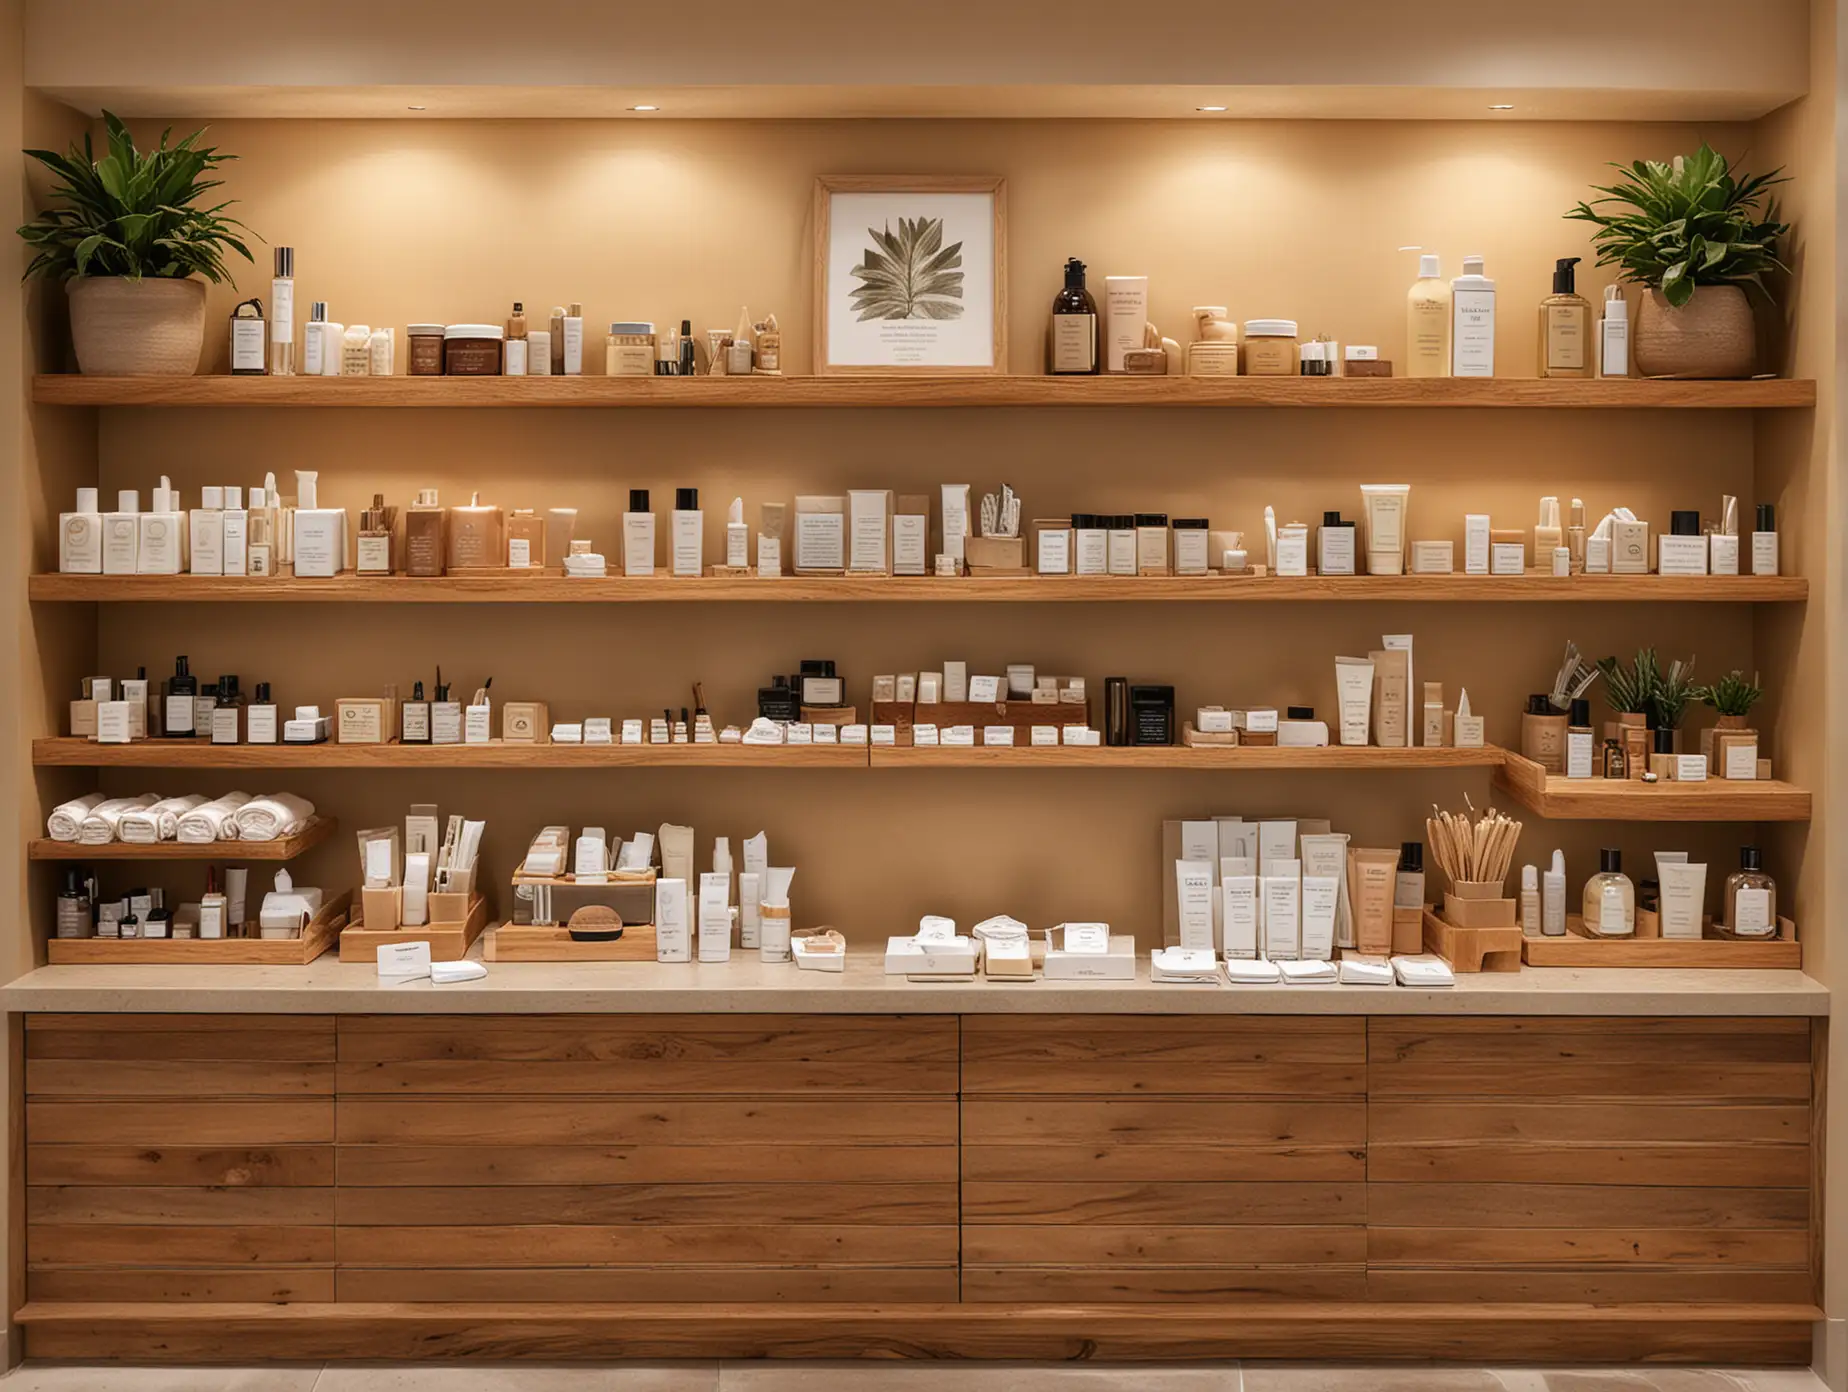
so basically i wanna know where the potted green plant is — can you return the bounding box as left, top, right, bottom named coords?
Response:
left=1566, top=142, right=1787, bottom=379
left=1697, top=668, right=1765, bottom=764
left=18, top=112, right=254, bottom=376
left=1650, top=656, right=1698, bottom=752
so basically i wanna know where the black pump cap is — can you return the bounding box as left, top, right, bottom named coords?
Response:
left=1135, top=513, right=1167, bottom=527
left=175, top=655, right=190, bottom=676
left=680, top=318, right=692, bottom=335
left=1173, top=517, right=1208, bottom=528
left=1741, top=845, right=1763, bottom=870
left=1600, top=847, right=1622, bottom=873
left=1526, top=693, right=1551, bottom=715
left=62, top=869, right=79, bottom=894
left=1553, top=256, right=1581, bottom=293
left=1063, top=257, right=1087, bottom=286
left=1654, top=726, right=1674, bottom=753
left=1287, top=705, right=1315, bottom=720
left=675, top=488, right=698, bottom=511
left=1323, top=511, right=1343, bottom=527
left=1400, top=842, right=1423, bottom=872
left=255, top=682, right=270, bottom=703
left=1757, top=503, right=1775, bottom=531
left=1671, top=510, right=1701, bottom=536
left=1569, top=697, right=1591, bottom=725
left=629, top=489, right=649, bottom=512
left=136, top=665, right=146, bottom=680
left=412, top=681, right=424, bottom=700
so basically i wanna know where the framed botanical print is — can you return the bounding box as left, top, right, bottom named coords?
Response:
left=813, top=175, right=1007, bottom=375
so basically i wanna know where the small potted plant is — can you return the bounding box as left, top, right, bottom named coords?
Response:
left=1650, top=656, right=1698, bottom=754
left=17, top=111, right=254, bottom=376
left=1697, top=669, right=1765, bottom=766
left=1597, top=648, right=1660, bottom=771
left=1566, top=143, right=1787, bottom=379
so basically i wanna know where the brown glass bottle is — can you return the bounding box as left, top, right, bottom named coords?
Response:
left=1049, top=258, right=1100, bottom=375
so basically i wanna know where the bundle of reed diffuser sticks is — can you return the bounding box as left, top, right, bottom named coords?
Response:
left=1426, top=797, right=1523, bottom=890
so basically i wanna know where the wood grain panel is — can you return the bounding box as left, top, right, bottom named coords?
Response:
left=29, top=1224, right=335, bottom=1266
left=963, top=1225, right=1365, bottom=1266
left=1366, top=1269, right=1821, bottom=1304
left=29, top=1187, right=333, bottom=1226
left=962, top=1144, right=1364, bottom=1183
left=336, top=1224, right=957, bottom=1267
left=13, top=1300, right=1818, bottom=1363
left=963, top=1099, right=1365, bottom=1147
left=338, top=1014, right=957, bottom=1062
left=337, top=1059, right=954, bottom=1097
left=1369, top=1140, right=1810, bottom=1186
left=27, top=1268, right=336, bottom=1303
left=336, top=1267, right=961, bottom=1303
left=335, top=1183, right=955, bottom=1227
left=963, top=1016, right=1364, bottom=1095
left=1370, top=1100, right=1810, bottom=1144
left=962, top=1267, right=1370, bottom=1302
left=1367, top=1182, right=1809, bottom=1229
left=1370, top=1227, right=1807, bottom=1267
left=336, top=1142, right=957, bottom=1186
left=30, top=1101, right=334, bottom=1146
left=26, top=1015, right=336, bottom=1061
left=27, top=1060, right=335, bottom=1098
left=337, top=1098, right=954, bottom=1146
left=963, top=1182, right=1361, bottom=1225
left=27, top=1145, right=334, bottom=1188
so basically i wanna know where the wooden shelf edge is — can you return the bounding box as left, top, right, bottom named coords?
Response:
left=27, top=573, right=1811, bottom=604
left=1495, top=753, right=1813, bottom=822
left=31, top=373, right=1818, bottom=409
left=871, top=745, right=1507, bottom=768
left=28, top=738, right=867, bottom=769
left=27, top=816, right=337, bottom=860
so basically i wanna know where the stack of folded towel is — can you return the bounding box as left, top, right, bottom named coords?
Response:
left=47, top=793, right=106, bottom=842
left=46, top=790, right=317, bottom=845
left=118, top=794, right=208, bottom=844
left=78, top=794, right=160, bottom=845
left=233, top=793, right=316, bottom=842
left=176, top=792, right=254, bottom=843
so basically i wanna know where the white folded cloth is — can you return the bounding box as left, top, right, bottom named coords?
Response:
left=47, top=793, right=105, bottom=842
left=234, top=792, right=316, bottom=842
left=176, top=791, right=253, bottom=843
left=117, top=794, right=208, bottom=844
left=78, top=794, right=160, bottom=845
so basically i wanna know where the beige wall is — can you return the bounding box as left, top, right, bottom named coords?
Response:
left=33, top=114, right=1768, bottom=942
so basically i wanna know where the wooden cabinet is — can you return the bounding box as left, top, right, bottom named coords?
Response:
left=14, top=1011, right=1822, bottom=1364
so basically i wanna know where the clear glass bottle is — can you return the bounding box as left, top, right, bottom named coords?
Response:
left=269, top=247, right=295, bottom=375
left=1582, top=847, right=1635, bottom=937
left=1720, top=846, right=1778, bottom=939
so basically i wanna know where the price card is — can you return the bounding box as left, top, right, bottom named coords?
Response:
left=943, top=725, right=976, bottom=746
left=969, top=675, right=1003, bottom=702
left=1063, top=922, right=1111, bottom=954
left=982, top=726, right=1015, bottom=746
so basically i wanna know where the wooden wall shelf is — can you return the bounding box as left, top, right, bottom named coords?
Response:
left=28, top=573, right=1811, bottom=605
left=870, top=745, right=1505, bottom=769
left=1496, top=753, right=1813, bottom=822
left=27, top=817, right=337, bottom=861
left=29, top=739, right=867, bottom=770
left=30, top=374, right=1818, bottom=410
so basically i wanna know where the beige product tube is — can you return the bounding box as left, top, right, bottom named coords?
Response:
left=658, top=823, right=695, bottom=885
left=1347, top=846, right=1399, bottom=956
left=1370, top=647, right=1409, bottom=749
left=1360, top=484, right=1410, bottom=576
left=1657, top=858, right=1707, bottom=940
left=1335, top=656, right=1375, bottom=747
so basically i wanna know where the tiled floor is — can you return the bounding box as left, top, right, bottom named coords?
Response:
left=0, top=1365, right=1829, bottom=1391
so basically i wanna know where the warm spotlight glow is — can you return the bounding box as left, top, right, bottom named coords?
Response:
left=1196, top=105, right=1227, bottom=112
left=407, top=105, right=427, bottom=111
left=1488, top=104, right=1515, bottom=110
left=631, top=104, right=660, bottom=112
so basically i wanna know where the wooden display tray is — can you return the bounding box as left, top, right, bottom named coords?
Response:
left=28, top=816, right=337, bottom=861
left=46, top=889, right=350, bottom=965
left=338, top=894, right=490, bottom=963
left=485, top=922, right=658, bottom=962
left=1495, top=751, right=1812, bottom=822
left=1523, top=914, right=1801, bottom=969
left=1422, top=908, right=1522, bottom=973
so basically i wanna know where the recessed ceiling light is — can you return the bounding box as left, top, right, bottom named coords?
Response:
left=1196, top=105, right=1227, bottom=113
left=407, top=105, right=426, bottom=111
left=631, top=104, right=660, bottom=112
left=1488, top=103, right=1514, bottom=110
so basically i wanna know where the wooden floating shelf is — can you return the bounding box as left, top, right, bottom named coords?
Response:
left=44, top=891, right=349, bottom=965
left=29, top=738, right=866, bottom=769
left=27, top=572, right=1810, bottom=605
left=1522, top=915, right=1802, bottom=969
left=27, top=816, right=337, bottom=861
left=30, top=373, right=1818, bottom=410
left=1495, top=752, right=1813, bottom=822
left=870, top=745, right=1506, bottom=769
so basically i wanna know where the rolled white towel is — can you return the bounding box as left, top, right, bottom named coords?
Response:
left=234, top=792, right=316, bottom=842
left=78, top=794, right=160, bottom=845
left=176, top=791, right=253, bottom=844
left=118, top=794, right=209, bottom=844
left=47, top=793, right=106, bottom=842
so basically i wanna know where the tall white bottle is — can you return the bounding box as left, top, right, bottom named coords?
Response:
left=1450, top=255, right=1496, bottom=378
left=1406, top=254, right=1450, bottom=378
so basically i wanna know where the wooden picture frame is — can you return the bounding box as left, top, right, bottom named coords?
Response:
left=813, top=174, right=1007, bottom=376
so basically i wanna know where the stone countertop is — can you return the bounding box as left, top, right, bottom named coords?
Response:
left=0, top=951, right=1827, bottom=1015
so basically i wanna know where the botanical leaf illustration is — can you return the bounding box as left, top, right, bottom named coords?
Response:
left=849, top=216, right=965, bottom=321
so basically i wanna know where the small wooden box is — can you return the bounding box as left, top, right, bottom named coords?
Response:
left=339, top=893, right=489, bottom=963
left=1423, top=909, right=1522, bottom=973
left=1443, top=882, right=1517, bottom=928
left=965, top=535, right=1027, bottom=573
left=486, top=921, right=659, bottom=962
left=502, top=702, right=550, bottom=743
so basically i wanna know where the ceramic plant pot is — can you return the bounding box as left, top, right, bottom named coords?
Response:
left=67, top=276, right=206, bottom=376
left=1633, top=284, right=1756, bottom=380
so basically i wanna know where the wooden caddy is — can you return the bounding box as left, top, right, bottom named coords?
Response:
left=485, top=921, right=659, bottom=961
left=337, top=892, right=490, bottom=963
left=46, top=889, right=351, bottom=965
left=1523, top=913, right=1802, bottom=968
left=1422, top=884, right=1521, bottom=972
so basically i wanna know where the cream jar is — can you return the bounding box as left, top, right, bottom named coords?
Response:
left=443, top=324, right=505, bottom=376
left=1243, top=319, right=1300, bottom=376
left=606, top=322, right=656, bottom=377
left=407, top=324, right=445, bottom=376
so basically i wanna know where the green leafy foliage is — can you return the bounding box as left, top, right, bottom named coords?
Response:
left=1596, top=648, right=1662, bottom=716
left=1651, top=657, right=1699, bottom=731
left=849, top=217, right=965, bottom=322
left=17, top=111, right=254, bottom=283
left=1565, top=142, right=1787, bottom=307
left=1698, top=669, right=1765, bottom=719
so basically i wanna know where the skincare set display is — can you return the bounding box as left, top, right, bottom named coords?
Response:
left=1046, top=252, right=1628, bottom=380
left=1509, top=844, right=1780, bottom=944
left=1517, top=647, right=1773, bottom=783
left=52, top=865, right=329, bottom=943
left=353, top=808, right=485, bottom=938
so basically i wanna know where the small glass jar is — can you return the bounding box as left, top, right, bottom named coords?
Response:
left=407, top=324, right=445, bottom=376
left=606, top=322, right=657, bottom=377
left=1720, top=846, right=1778, bottom=939
left=1582, top=847, right=1636, bottom=937
left=1243, top=319, right=1300, bottom=376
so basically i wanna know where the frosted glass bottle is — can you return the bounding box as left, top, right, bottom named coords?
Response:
left=1581, top=848, right=1635, bottom=937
